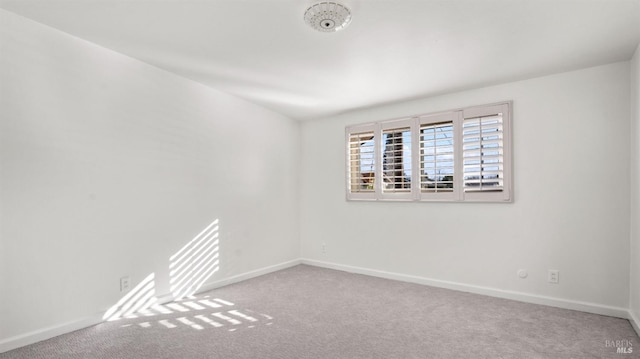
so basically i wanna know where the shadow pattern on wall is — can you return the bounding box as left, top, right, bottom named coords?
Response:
left=170, top=219, right=220, bottom=300
left=103, top=219, right=222, bottom=321
left=103, top=273, right=157, bottom=321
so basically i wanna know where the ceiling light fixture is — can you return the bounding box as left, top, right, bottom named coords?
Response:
left=304, top=2, right=352, bottom=33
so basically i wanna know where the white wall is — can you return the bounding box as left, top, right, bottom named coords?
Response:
left=300, top=62, right=631, bottom=311
left=630, top=43, right=640, bottom=331
left=0, top=9, right=300, bottom=347
left=1, top=5, right=637, bottom=351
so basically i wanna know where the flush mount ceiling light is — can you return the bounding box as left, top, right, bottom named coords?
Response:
left=304, top=2, right=352, bottom=33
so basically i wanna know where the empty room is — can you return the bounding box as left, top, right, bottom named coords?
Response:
left=1, top=0, right=639, bottom=358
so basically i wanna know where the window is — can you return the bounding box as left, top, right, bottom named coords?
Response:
left=345, top=102, right=512, bottom=202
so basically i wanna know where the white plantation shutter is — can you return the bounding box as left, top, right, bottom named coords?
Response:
left=382, top=127, right=412, bottom=193
left=417, top=112, right=459, bottom=201
left=420, top=122, right=455, bottom=192
left=347, top=128, right=376, bottom=199
left=461, top=103, right=511, bottom=201
left=379, top=118, right=414, bottom=200
left=462, top=115, right=503, bottom=191
left=345, top=102, right=511, bottom=202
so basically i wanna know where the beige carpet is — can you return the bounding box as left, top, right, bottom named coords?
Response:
left=1, top=265, right=638, bottom=358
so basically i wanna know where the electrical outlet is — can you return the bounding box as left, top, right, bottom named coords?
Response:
left=322, top=243, right=326, bottom=254
left=548, top=270, right=559, bottom=284
left=120, top=276, right=130, bottom=292
left=517, top=269, right=528, bottom=279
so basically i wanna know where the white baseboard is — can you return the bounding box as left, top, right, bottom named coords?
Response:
left=0, top=258, right=302, bottom=354
left=301, top=258, right=631, bottom=319
left=0, top=315, right=104, bottom=354
left=196, top=259, right=302, bottom=294
left=629, top=309, right=640, bottom=337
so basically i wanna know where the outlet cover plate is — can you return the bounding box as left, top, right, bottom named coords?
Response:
left=120, top=276, right=130, bottom=292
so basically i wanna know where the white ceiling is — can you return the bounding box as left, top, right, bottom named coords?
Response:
left=1, top=0, right=639, bottom=120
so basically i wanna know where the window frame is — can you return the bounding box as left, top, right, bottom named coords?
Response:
left=345, top=101, right=512, bottom=203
